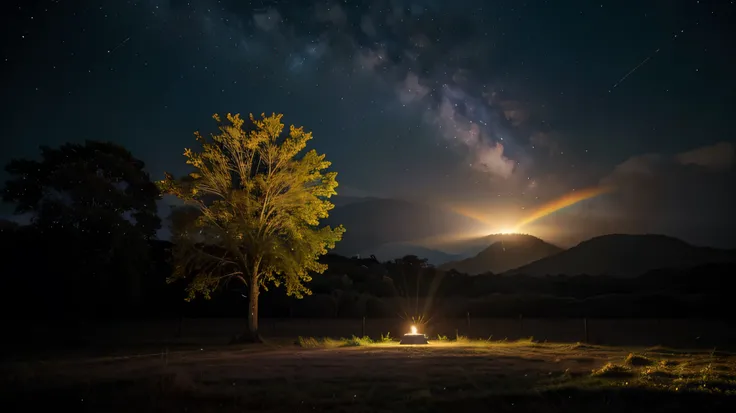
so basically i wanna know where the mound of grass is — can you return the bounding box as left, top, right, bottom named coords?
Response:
left=625, top=353, right=654, bottom=367
left=591, top=363, right=634, bottom=378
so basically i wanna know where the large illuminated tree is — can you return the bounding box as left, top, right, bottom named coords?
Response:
left=159, top=113, right=344, bottom=341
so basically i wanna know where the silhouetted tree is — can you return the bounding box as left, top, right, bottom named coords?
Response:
left=2, top=141, right=161, bottom=314
left=159, top=113, right=344, bottom=341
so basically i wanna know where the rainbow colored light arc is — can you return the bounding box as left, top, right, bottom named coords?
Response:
left=512, top=185, right=613, bottom=231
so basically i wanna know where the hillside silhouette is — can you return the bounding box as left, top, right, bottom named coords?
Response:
left=506, top=234, right=736, bottom=277
left=439, top=234, right=563, bottom=274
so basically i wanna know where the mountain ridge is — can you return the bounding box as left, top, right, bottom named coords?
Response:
left=438, top=234, right=563, bottom=275
left=505, top=233, right=736, bottom=277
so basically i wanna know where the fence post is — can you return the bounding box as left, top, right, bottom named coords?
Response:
left=584, top=318, right=589, bottom=343
left=361, top=316, right=366, bottom=337
left=466, top=311, right=470, bottom=327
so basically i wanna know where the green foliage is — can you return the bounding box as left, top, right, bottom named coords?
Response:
left=159, top=113, right=344, bottom=320
left=436, top=334, right=449, bottom=341
left=379, top=332, right=393, bottom=342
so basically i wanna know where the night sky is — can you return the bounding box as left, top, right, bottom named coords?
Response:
left=2, top=0, right=735, bottom=248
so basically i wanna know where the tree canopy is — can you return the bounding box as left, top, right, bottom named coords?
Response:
left=2, top=140, right=161, bottom=313
left=159, top=112, right=344, bottom=337
left=3, top=140, right=160, bottom=236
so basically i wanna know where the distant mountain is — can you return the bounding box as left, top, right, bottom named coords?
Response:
left=325, top=198, right=485, bottom=256
left=357, top=243, right=463, bottom=266
left=437, top=233, right=535, bottom=258
left=438, top=234, right=563, bottom=275
left=506, top=234, right=736, bottom=277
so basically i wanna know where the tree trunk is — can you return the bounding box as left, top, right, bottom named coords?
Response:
left=232, top=277, right=262, bottom=343
left=247, top=279, right=260, bottom=337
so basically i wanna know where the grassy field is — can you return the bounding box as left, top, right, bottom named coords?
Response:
left=2, top=336, right=735, bottom=412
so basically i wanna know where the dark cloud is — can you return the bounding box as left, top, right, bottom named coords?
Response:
left=675, top=142, right=735, bottom=171
left=542, top=143, right=736, bottom=247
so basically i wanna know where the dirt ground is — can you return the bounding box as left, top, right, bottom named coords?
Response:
left=2, top=340, right=736, bottom=412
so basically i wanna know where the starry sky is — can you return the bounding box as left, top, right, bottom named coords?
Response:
left=2, top=0, right=735, bottom=248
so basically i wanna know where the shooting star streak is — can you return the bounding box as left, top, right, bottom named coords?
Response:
left=610, top=48, right=660, bottom=90
left=107, top=37, right=131, bottom=55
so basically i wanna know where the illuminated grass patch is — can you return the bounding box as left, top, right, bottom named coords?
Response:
left=592, top=363, right=635, bottom=378
left=295, top=335, right=540, bottom=349
left=296, top=335, right=400, bottom=348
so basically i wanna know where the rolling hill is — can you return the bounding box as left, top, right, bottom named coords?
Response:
left=505, top=234, right=736, bottom=277
left=438, top=234, right=564, bottom=275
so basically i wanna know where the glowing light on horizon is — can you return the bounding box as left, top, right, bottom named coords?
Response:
left=444, top=185, right=614, bottom=238
left=514, top=185, right=613, bottom=231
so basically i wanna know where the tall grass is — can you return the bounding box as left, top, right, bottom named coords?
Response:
left=297, top=336, right=383, bottom=348
left=296, top=335, right=540, bottom=348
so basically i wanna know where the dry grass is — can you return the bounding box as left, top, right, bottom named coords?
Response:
left=592, top=363, right=635, bottom=378
left=2, top=338, right=735, bottom=412
left=296, top=335, right=400, bottom=348
left=295, top=335, right=540, bottom=348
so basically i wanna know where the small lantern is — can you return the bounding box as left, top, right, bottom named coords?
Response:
left=400, top=324, right=428, bottom=345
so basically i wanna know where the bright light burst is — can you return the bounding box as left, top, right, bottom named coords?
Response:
left=410, top=325, right=418, bottom=335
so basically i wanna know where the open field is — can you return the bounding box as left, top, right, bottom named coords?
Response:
left=7, top=317, right=736, bottom=359
left=2, top=337, right=736, bottom=412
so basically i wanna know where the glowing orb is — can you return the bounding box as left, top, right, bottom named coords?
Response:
left=410, top=325, right=418, bottom=335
